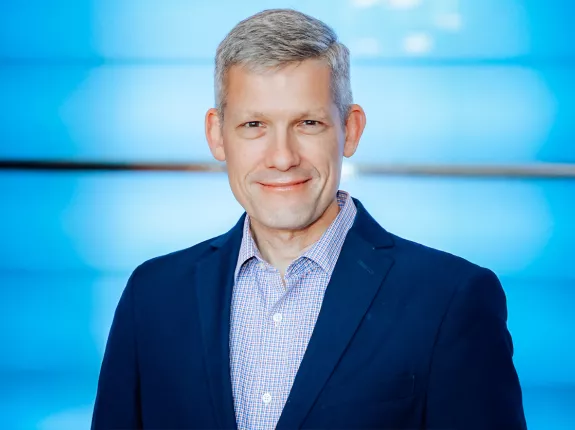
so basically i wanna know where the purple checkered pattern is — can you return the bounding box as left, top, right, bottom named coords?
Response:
left=229, top=190, right=357, bottom=430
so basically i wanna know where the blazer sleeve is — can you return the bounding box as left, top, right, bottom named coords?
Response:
left=91, top=270, right=143, bottom=429
left=425, top=267, right=527, bottom=429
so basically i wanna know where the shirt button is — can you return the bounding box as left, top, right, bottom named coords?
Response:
left=273, top=313, right=283, bottom=323
left=262, top=392, right=272, bottom=404
left=258, top=262, right=265, bottom=270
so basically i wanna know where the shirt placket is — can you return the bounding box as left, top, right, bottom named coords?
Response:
left=250, top=265, right=292, bottom=429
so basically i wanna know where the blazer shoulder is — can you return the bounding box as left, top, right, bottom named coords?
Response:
left=383, top=233, right=503, bottom=325
left=131, top=233, right=225, bottom=281
left=389, top=232, right=495, bottom=287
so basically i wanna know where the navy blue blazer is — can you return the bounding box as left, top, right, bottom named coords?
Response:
left=92, top=199, right=527, bottom=429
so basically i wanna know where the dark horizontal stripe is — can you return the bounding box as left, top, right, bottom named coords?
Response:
left=0, top=159, right=225, bottom=172
left=0, top=56, right=575, bottom=68
left=358, top=163, right=575, bottom=178
left=2, top=159, right=575, bottom=178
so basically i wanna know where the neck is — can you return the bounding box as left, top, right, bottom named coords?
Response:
left=250, top=198, right=340, bottom=277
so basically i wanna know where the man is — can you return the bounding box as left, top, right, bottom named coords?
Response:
left=92, top=8, right=527, bottom=430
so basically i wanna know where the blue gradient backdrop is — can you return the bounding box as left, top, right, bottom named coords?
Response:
left=0, top=1, right=574, bottom=429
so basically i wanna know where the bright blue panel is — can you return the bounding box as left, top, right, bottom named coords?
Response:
left=1, top=65, right=573, bottom=163
left=0, top=1, right=96, bottom=58
left=504, top=278, right=575, bottom=385
left=0, top=171, right=244, bottom=272
left=0, top=273, right=125, bottom=373
left=2, top=0, right=574, bottom=59
left=0, top=65, right=214, bottom=161
left=0, top=371, right=97, bottom=430
left=354, top=65, right=575, bottom=164
left=521, top=386, right=575, bottom=430
left=342, top=175, right=575, bottom=279
left=1, top=171, right=573, bottom=279
left=0, top=65, right=94, bottom=159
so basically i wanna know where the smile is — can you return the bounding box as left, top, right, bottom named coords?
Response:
left=258, top=179, right=311, bottom=192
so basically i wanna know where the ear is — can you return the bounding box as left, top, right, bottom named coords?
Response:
left=343, top=104, right=366, bottom=158
left=205, top=108, right=226, bottom=161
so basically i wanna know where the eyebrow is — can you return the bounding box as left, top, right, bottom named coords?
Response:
left=241, top=111, right=268, bottom=119
left=238, top=109, right=330, bottom=120
left=294, top=109, right=330, bottom=120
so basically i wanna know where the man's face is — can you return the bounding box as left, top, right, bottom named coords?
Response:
left=206, top=59, right=362, bottom=231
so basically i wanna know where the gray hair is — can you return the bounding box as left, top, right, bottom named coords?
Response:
left=214, top=9, right=353, bottom=125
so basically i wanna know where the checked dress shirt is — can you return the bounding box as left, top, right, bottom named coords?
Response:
left=230, top=190, right=357, bottom=430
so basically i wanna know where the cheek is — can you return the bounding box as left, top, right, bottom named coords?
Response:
left=303, top=137, right=342, bottom=173
left=224, top=145, right=260, bottom=190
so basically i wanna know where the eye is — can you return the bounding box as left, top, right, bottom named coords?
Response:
left=298, top=119, right=326, bottom=134
left=243, top=121, right=263, bottom=128
left=237, top=120, right=266, bottom=138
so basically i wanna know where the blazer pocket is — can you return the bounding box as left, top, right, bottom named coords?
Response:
left=321, top=374, right=415, bottom=407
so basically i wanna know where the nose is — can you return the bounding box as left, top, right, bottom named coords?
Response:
left=264, top=128, right=300, bottom=172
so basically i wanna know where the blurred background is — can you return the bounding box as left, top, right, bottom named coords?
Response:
left=1, top=0, right=574, bottom=429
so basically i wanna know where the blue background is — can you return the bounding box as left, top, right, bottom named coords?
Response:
left=0, top=1, right=574, bottom=429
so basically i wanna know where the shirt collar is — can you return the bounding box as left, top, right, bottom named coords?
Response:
left=234, top=190, right=357, bottom=280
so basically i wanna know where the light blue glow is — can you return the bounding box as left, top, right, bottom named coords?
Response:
left=1, top=1, right=574, bottom=429
left=1, top=65, right=573, bottom=162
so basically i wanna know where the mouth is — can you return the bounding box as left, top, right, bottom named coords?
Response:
left=258, top=178, right=311, bottom=192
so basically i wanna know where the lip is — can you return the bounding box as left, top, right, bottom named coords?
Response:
left=258, top=178, right=311, bottom=191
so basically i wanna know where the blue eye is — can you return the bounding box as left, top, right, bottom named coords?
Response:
left=303, top=120, right=319, bottom=126
left=244, top=121, right=262, bottom=128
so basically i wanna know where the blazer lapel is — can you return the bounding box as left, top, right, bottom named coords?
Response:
left=276, top=200, right=395, bottom=430
left=194, top=216, right=245, bottom=430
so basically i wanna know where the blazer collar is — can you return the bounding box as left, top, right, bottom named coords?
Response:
left=276, top=199, right=395, bottom=429
left=209, top=197, right=394, bottom=251
left=196, top=199, right=395, bottom=429
left=348, top=197, right=394, bottom=249
left=193, top=214, right=244, bottom=429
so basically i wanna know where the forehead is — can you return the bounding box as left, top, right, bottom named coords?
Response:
left=224, top=59, right=336, bottom=118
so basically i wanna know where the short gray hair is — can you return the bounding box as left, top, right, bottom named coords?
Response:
left=215, top=9, right=353, bottom=124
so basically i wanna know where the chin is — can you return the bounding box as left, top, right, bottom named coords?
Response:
left=253, top=207, right=316, bottom=231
